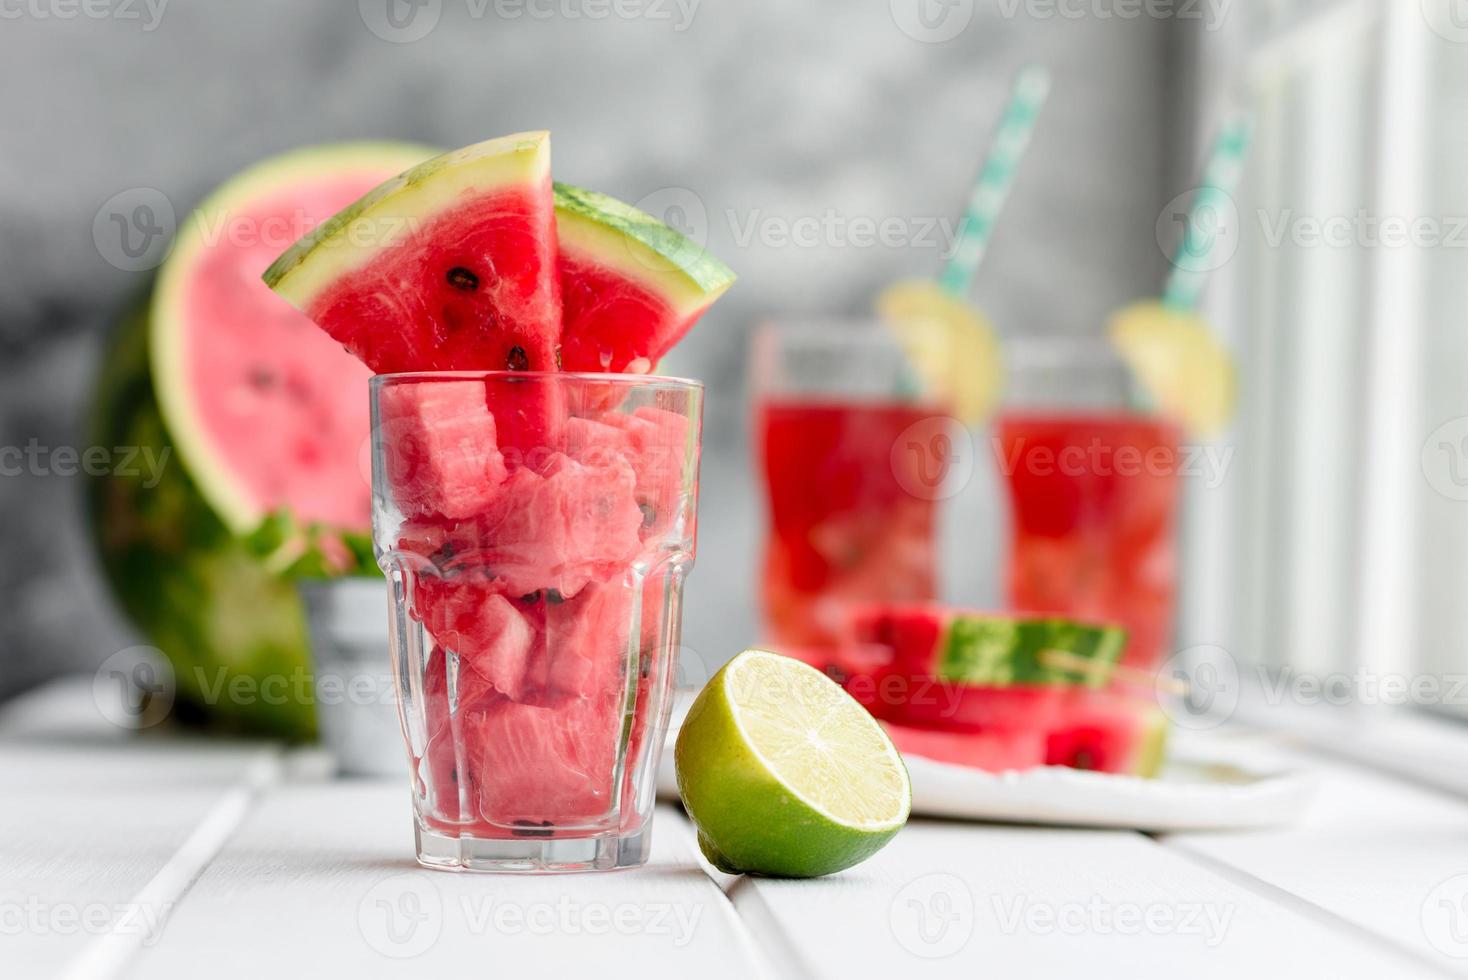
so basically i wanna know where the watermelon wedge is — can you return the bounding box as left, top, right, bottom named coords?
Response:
left=263, top=132, right=560, bottom=375
left=91, top=141, right=435, bottom=739
left=555, top=183, right=735, bottom=374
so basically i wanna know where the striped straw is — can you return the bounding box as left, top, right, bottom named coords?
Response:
left=1161, top=111, right=1253, bottom=311
left=938, top=65, right=1051, bottom=297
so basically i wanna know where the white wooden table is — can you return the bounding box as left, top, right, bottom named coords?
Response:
left=6, top=678, right=1468, bottom=979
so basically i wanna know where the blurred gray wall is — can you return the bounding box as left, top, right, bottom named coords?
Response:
left=0, top=0, right=1176, bottom=697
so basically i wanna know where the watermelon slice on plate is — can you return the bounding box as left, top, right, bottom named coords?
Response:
left=264, top=132, right=561, bottom=375
left=555, top=183, right=735, bottom=374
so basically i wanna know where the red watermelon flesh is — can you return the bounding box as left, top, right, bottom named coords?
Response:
left=181, top=173, right=397, bottom=530
left=375, top=380, right=507, bottom=519
left=288, top=182, right=561, bottom=375
left=543, top=578, right=635, bottom=702
left=1043, top=690, right=1159, bottom=774
left=416, top=581, right=536, bottom=701
left=558, top=252, right=680, bottom=374
left=882, top=721, right=1048, bottom=772
left=567, top=407, right=693, bottom=542
left=461, top=690, right=622, bottom=828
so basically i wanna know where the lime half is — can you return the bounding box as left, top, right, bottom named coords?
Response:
left=1108, top=300, right=1236, bottom=437
left=675, top=649, right=911, bottom=877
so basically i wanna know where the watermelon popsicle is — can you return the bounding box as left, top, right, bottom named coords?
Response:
left=264, top=132, right=733, bottom=873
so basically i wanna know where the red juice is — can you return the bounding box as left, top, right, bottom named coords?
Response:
left=997, top=412, right=1182, bottom=669
left=759, top=399, right=941, bottom=646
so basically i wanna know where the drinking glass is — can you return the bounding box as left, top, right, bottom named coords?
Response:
left=996, top=337, right=1182, bottom=671
left=371, top=371, right=701, bottom=872
left=753, top=320, right=951, bottom=648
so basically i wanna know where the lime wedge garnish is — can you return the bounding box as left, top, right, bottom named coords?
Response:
left=1108, top=300, right=1236, bottom=437
left=675, top=649, right=911, bottom=877
left=877, top=279, right=1005, bottom=424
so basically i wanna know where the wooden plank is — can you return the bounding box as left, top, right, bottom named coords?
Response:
left=126, top=787, right=770, bottom=979
left=1164, top=741, right=1468, bottom=975
left=714, top=816, right=1432, bottom=979
left=0, top=745, right=280, bottom=979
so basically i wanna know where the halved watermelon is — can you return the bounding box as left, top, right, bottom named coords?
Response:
left=555, top=183, right=735, bottom=374
left=264, top=132, right=561, bottom=375
left=91, top=141, right=435, bottom=739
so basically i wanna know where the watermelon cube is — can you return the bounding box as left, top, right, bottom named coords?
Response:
left=416, top=580, right=538, bottom=701
left=376, top=381, right=508, bottom=519
left=460, top=691, right=622, bottom=828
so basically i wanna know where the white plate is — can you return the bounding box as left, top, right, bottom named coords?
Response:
left=656, top=705, right=1317, bottom=833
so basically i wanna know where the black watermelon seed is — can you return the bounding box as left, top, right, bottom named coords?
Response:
left=546, top=588, right=565, bottom=604
left=639, top=502, right=656, bottom=528
left=506, top=345, right=530, bottom=371
left=519, top=590, right=542, bottom=604
left=247, top=367, right=275, bottom=389
left=446, top=266, right=479, bottom=291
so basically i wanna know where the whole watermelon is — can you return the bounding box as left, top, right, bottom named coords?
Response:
left=88, top=143, right=434, bottom=740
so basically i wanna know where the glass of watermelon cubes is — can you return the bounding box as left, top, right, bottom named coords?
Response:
left=754, top=320, right=949, bottom=648
left=371, top=371, right=701, bottom=873
left=996, top=337, right=1183, bottom=671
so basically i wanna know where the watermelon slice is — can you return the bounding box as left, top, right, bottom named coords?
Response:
left=882, top=721, right=1048, bottom=772
left=264, top=132, right=560, bottom=375
left=853, top=606, right=1128, bottom=687
left=91, top=142, right=435, bottom=739
left=555, top=183, right=735, bottom=374
left=1044, top=690, right=1169, bottom=776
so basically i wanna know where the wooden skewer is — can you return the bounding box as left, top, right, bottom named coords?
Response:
left=1038, top=649, right=1189, bottom=697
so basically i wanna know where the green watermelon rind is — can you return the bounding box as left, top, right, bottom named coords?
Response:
left=935, top=616, right=1127, bottom=687
left=154, top=140, right=438, bottom=533
left=553, top=182, right=736, bottom=302
left=261, top=131, right=549, bottom=305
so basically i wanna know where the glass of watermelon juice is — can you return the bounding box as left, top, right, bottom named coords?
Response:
left=995, top=337, right=1183, bottom=671
left=753, top=320, right=949, bottom=649
left=371, top=371, right=701, bottom=873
